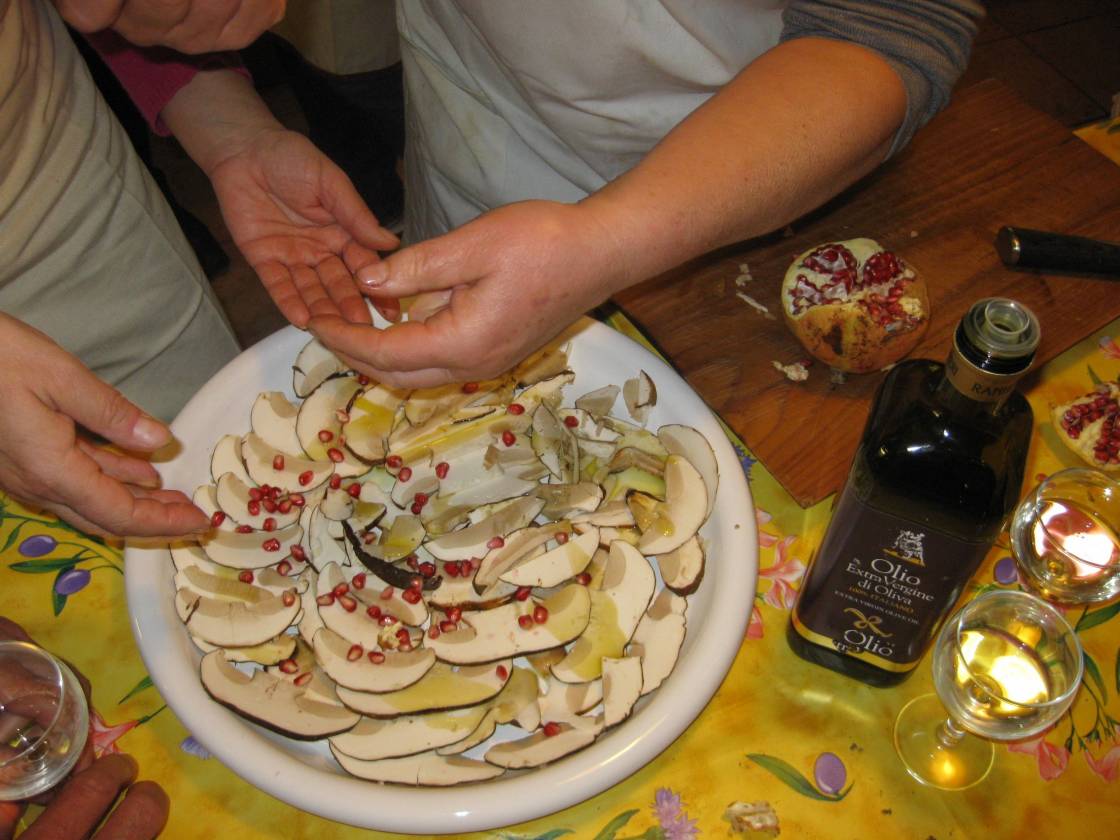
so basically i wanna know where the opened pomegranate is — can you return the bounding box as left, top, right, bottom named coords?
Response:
left=1051, top=382, right=1120, bottom=471
left=780, top=238, right=930, bottom=373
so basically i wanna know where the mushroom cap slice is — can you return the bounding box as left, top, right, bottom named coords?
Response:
left=473, top=522, right=572, bottom=591
left=313, top=628, right=435, bottom=693
left=296, top=376, right=368, bottom=478
left=531, top=482, right=604, bottom=520
left=570, top=501, right=635, bottom=528
left=215, top=471, right=300, bottom=530
left=198, top=520, right=303, bottom=571
left=219, top=634, right=298, bottom=666
left=314, top=563, right=392, bottom=649
left=538, top=675, right=603, bottom=724
left=423, top=496, right=544, bottom=562
left=657, top=423, right=719, bottom=519
left=330, top=552, right=428, bottom=627
left=335, top=659, right=511, bottom=717
left=329, top=747, right=505, bottom=786
left=343, top=382, right=407, bottom=462
left=437, top=666, right=541, bottom=755
left=573, top=385, right=620, bottom=418
left=297, top=567, right=324, bottom=646
left=601, top=656, right=643, bottom=728
left=622, top=370, right=657, bottom=426
left=627, top=589, right=687, bottom=695
left=531, top=403, right=578, bottom=483
left=483, top=720, right=602, bottom=769
left=250, top=391, right=303, bottom=455
left=425, top=584, right=591, bottom=664
left=654, top=535, right=705, bottom=595
left=242, top=432, right=333, bottom=493
left=635, top=454, right=708, bottom=556
left=303, top=505, right=349, bottom=572
left=292, top=338, right=348, bottom=398
left=210, top=434, right=253, bottom=487
left=551, top=541, right=655, bottom=683
left=201, top=652, right=358, bottom=739
left=170, top=541, right=236, bottom=578
left=499, top=527, right=598, bottom=588
left=184, top=588, right=300, bottom=647
left=329, top=706, right=490, bottom=760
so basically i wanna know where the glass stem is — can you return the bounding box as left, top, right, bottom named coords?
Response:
left=937, top=716, right=968, bottom=748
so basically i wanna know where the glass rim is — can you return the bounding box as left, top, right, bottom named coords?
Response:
left=0, top=640, right=70, bottom=768
left=951, top=590, right=1084, bottom=710
left=1030, top=467, right=1120, bottom=572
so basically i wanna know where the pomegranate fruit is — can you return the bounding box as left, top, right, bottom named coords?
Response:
left=780, top=238, right=929, bottom=373
left=1051, top=382, right=1120, bottom=471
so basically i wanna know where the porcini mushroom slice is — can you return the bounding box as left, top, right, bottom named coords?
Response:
left=185, top=588, right=300, bottom=648
left=211, top=434, right=253, bottom=487
left=329, top=747, right=505, bottom=786
left=622, top=370, right=656, bottom=425
left=192, top=485, right=234, bottom=531
left=302, top=505, right=350, bottom=572
left=242, top=432, right=333, bottom=493
left=330, top=706, right=490, bottom=761
left=313, top=628, right=435, bottom=693
left=215, top=471, right=300, bottom=530
left=573, top=385, right=620, bottom=418
left=601, top=656, right=643, bottom=728
left=484, top=720, right=602, bottom=769
left=332, top=549, right=429, bottom=627
left=569, top=500, right=635, bottom=528
left=551, top=541, right=655, bottom=683
left=531, top=403, right=578, bottom=483
left=499, top=527, right=599, bottom=588
left=335, top=660, right=511, bottom=717
left=219, top=634, right=297, bottom=666
left=297, top=567, right=324, bottom=646
left=201, top=652, right=358, bottom=739
left=531, top=482, right=604, bottom=519
left=657, top=423, right=719, bottom=519
left=635, top=454, right=708, bottom=556
left=538, top=675, right=603, bottom=723
left=198, top=520, right=303, bottom=571
left=425, top=584, right=591, bottom=664
left=473, top=522, right=572, bottom=591
left=343, top=382, right=407, bottom=462
left=292, top=338, right=348, bottom=399
left=250, top=391, right=303, bottom=456
left=315, top=562, right=406, bottom=647
left=423, top=496, right=545, bottom=562
left=296, top=376, right=367, bottom=478
left=654, top=535, right=705, bottom=595
left=437, top=666, right=541, bottom=755
left=627, top=589, right=687, bottom=695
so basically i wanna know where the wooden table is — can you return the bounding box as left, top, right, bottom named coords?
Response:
left=616, top=80, right=1120, bottom=508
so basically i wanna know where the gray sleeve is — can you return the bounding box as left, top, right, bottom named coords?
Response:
left=781, top=1, right=984, bottom=156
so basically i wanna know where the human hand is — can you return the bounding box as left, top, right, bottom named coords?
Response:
left=0, top=314, right=210, bottom=538
left=0, top=620, right=168, bottom=840
left=208, top=127, right=402, bottom=329
left=52, top=0, right=285, bottom=53
left=305, top=200, right=631, bottom=388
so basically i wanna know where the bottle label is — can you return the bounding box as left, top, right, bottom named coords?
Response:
left=791, top=485, right=990, bottom=672
left=945, top=339, right=1019, bottom=404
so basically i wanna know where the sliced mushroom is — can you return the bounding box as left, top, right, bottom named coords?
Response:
left=654, top=535, right=705, bottom=595
left=601, top=656, right=643, bottom=727
left=329, top=747, right=505, bottom=786
left=292, top=338, right=348, bottom=399
left=313, top=628, right=435, bottom=693
left=215, top=471, right=301, bottom=530
left=198, top=520, right=303, bottom=571
left=538, top=675, right=603, bottom=724
left=330, top=706, right=490, bottom=761
left=657, top=423, right=719, bottom=519
left=570, top=501, right=635, bottom=528
left=483, top=720, right=602, bottom=769
left=499, top=527, right=598, bottom=588
left=242, top=432, right=333, bottom=493
left=296, top=376, right=367, bottom=478
left=302, top=505, right=349, bottom=572
left=622, top=371, right=656, bottom=425
left=627, top=589, right=687, bottom=695
left=184, top=588, right=299, bottom=648
left=250, top=391, right=303, bottom=455
left=335, top=659, right=511, bottom=717
left=343, top=382, right=407, bottom=462
left=530, top=482, right=604, bottom=519
left=201, top=651, right=358, bottom=739
left=635, top=454, right=708, bottom=556
left=573, top=384, right=620, bottom=418
left=424, top=496, right=544, bottom=563
left=473, top=522, right=572, bottom=591
left=437, top=666, right=541, bottom=756
left=219, top=634, right=297, bottom=666
left=210, top=434, right=252, bottom=487
left=531, top=403, right=578, bottom=483
left=297, top=567, right=324, bottom=646
left=333, top=548, right=429, bottom=627
left=512, top=342, right=571, bottom=387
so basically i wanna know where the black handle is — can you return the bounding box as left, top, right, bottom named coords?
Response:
left=996, top=226, right=1120, bottom=276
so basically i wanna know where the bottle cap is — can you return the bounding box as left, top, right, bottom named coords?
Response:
left=956, top=298, right=1040, bottom=375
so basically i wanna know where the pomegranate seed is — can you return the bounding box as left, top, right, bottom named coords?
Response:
left=329, top=474, right=342, bottom=490
left=435, top=461, right=450, bottom=479
left=298, top=470, right=314, bottom=486
left=338, top=595, right=358, bottom=612
left=398, top=466, right=413, bottom=482
left=575, top=572, right=592, bottom=586
left=262, top=517, right=277, bottom=532
left=368, top=651, right=386, bottom=664
left=409, top=576, right=423, bottom=590
left=461, top=382, right=479, bottom=394
left=428, top=626, right=441, bottom=639
left=419, top=562, right=437, bottom=578
left=210, top=511, right=226, bottom=528
left=399, top=641, right=413, bottom=652
left=386, top=454, right=403, bottom=469
left=262, top=498, right=277, bottom=513
left=439, top=619, right=458, bottom=633
left=238, top=570, right=254, bottom=584
left=501, top=430, right=516, bottom=447
left=247, top=499, right=261, bottom=516
left=555, top=532, right=569, bottom=545
left=352, top=573, right=367, bottom=590
left=235, top=524, right=252, bottom=534
left=563, top=415, right=579, bottom=428
left=316, top=593, right=335, bottom=607
left=410, top=501, right=423, bottom=514
left=318, top=429, right=334, bottom=443
left=332, top=582, right=350, bottom=597
left=395, top=627, right=411, bottom=643
left=290, top=545, right=308, bottom=563
left=249, top=487, right=263, bottom=502
left=294, top=672, right=312, bottom=687
left=444, top=562, right=460, bottom=578
left=414, top=492, right=429, bottom=507
left=347, top=644, right=363, bottom=661
left=365, top=604, right=382, bottom=620
left=260, top=483, right=273, bottom=495
left=447, top=607, right=462, bottom=623
left=289, top=492, right=306, bottom=507
left=328, top=447, right=344, bottom=463
left=515, top=587, right=532, bottom=602
left=517, top=614, right=534, bottom=630
left=378, top=614, right=397, bottom=626
left=496, top=665, right=509, bottom=680
left=357, top=374, right=370, bottom=386
left=363, top=531, right=377, bottom=544
left=281, top=591, right=296, bottom=607
left=272, top=454, right=285, bottom=471
left=543, top=721, right=561, bottom=737
left=487, top=536, right=505, bottom=551
left=403, top=588, right=422, bottom=604
left=262, top=538, right=281, bottom=552
left=405, top=555, right=419, bottom=570
left=506, top=402, right=525, bottom=415
left=380, top=586, right=395, bottom=600
left=276, top=560, right=292, bottom=576
left=533, top=605, right=549, bottom=624
left=278, top=498, right=293, bottom=514
left=347, top=482, right=362, bottom=498
left=278, top=658, right=299, bottom=674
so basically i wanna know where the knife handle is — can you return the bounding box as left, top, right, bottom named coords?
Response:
left=996, top=226, right=1120, bottom=275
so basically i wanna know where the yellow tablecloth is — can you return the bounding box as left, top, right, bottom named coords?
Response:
left=5, top=119, right=1120, bottom=837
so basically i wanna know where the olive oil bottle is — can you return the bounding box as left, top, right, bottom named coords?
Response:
left=788, top=298, right=1040, bottom=686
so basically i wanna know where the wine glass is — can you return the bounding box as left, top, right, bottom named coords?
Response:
left=0, top=640, right=89, bottom=801
left=893, top=590, right=1083, bottom=790
left=1010, top=467, right=1120, bottom=604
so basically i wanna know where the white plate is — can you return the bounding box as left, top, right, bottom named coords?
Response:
left=125, top=318, right=757, bottom=834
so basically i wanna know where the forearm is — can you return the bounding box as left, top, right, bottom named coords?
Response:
left=580, top=37, right=906, bottom=293
left=161, top=69, right=283, bottom=176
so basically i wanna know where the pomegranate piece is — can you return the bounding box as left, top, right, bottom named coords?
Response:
left=1051, top=382, right=1120, bottom=470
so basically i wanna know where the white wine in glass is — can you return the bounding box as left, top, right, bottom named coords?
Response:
left=1010, top=468, right=1120, bottom=604
left=894, top=590, right=1083, bottom=790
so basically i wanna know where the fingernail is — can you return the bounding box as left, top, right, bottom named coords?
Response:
left=133, top=414, right=170, bottom=450
left=359, top=263, right=388, bottom=288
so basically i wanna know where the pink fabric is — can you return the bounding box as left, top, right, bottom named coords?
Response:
left=86, top=31, right=250, bottom=136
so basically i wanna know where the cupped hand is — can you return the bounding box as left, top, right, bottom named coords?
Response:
left=0, top=314, right=209, bottom=539
left=306, top=200, right=630, bottom=388
left=53, top=0, right=285, bottom=53
left=209, top=127, right=401, bottom=329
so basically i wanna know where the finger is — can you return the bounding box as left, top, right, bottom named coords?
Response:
left=330, top=349, right=457, bottom=390
left=255, top=261, right=311, bottom=329
left=315, top=256, right=372, bottom=325
left=76, top=441, right=161, bottom=489
left=356, top=236, right=475, bottom=298
left=214, top=0, right=286, bottom=52
left=290, top=263, right=341, bottom=321
left=318, top=163, right=400, bottom=253
left=21, top=753, right=138, bottom=840
left=52, top=0, right=125, bottom=33
left=308, top=312, right=470, bottom=374
left=370, top=298, right=402, bottom=323
left=92, top=781, right=170, bottom=840
left=44, top=370, right=169, bottom=455
left=342, top=243, right=396, bottom=323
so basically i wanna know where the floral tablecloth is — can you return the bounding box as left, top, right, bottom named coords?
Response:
left=5, top=119, right=1120, bottom=838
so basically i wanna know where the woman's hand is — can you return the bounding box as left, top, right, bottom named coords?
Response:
left=306, top=200, right=630, bottom=388
left=0, top=314, right=208, bottom=538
